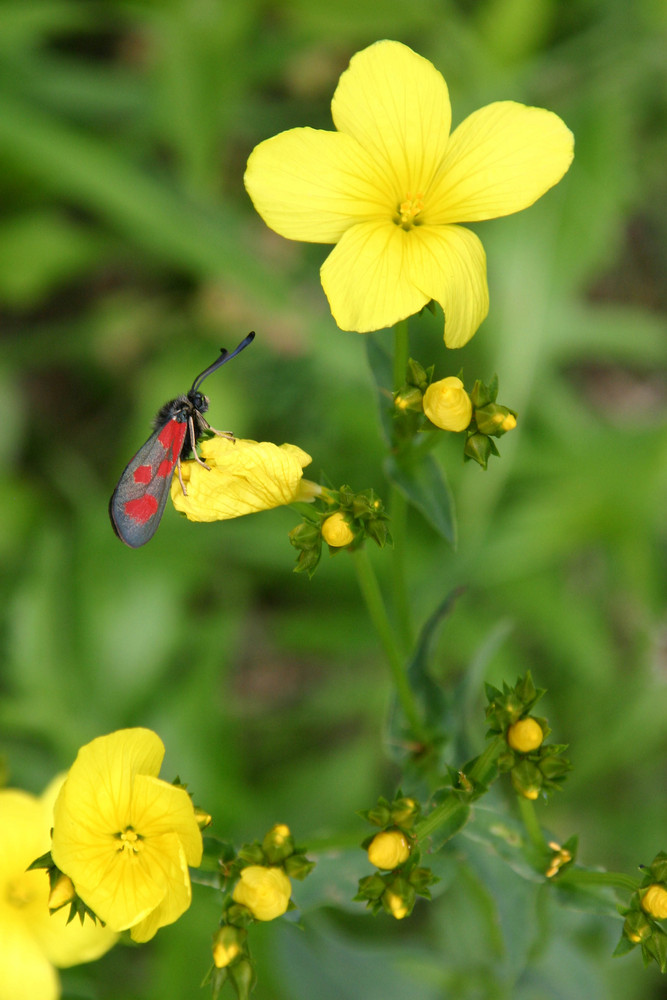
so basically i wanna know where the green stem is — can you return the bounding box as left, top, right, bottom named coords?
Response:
left=389, top=485, right=413, bottom=655
left=389, top=319, right=414, bottom=656
left=352, top=547, right=425, bottom=741
left=516, top=795, right=547, bottom=853
left=392, top=318, right=410, bottom=392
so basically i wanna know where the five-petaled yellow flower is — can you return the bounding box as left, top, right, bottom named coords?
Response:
left=0, top=779, right=116, bottom=1000
left=245, top=39, right=574, bottom=347
left=170, top=437, right=318, bottom=522
left=51, top=728, right=203, bottom=943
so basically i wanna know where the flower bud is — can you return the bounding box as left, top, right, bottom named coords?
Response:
left=262, top=823, right=294, bottom=863
left=232, top=866, right=291, bottom=921
left=321, top=512, right=356, bottom=547
left=394, top=386, right=424, bottom=412
left=48, top=873, right=76, bottom=912
left=390, top=797, right=419, bottom=828
left=474, top=403, right=517, bottom=437
left=642, top=885, right=667, bottom=920
left=195, top=808, right=212, bottom=830
left=382, top=878, right=415, bottom=920
left=463, top=432, right=496, bottom=469
left=212, top=926, right=244, bottom=968
left=507, top=718, right=544, bottom=753
left=367, top=830, right=411, bottom=870
left=423, top=377, right=472, bottom=432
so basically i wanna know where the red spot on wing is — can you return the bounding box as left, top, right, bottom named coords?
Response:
left=157, top=457, right=175, bottom=478
left=133, top=464, right=152, bottom=484
left=158, top=419, right=187, bottom=463
left=124, top=495, right=159, bottom=524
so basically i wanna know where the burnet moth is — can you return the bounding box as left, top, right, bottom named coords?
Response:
left=109, top=331, right=255, bottom=548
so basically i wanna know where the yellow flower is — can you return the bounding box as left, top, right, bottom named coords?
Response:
left=245, top=39, right=573, bottom=347
left=171, top=437, right=316, bottom=522
left=321, top=511, right=356, bottom=547
left=367, top=830, right=411, bottom=870
left=507, top=718, right=544, bottom=753
left=423, top=377, right=473, bottom=431
left=51, top=729, right=203, bottom=943
left=232, top=866, right=292, bottom=921
left=0, top=779, right=116, bottom=1000
left=642, top=884, right=667, bottom=920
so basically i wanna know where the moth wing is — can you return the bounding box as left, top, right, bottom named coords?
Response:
left=109, top=419, right=188, bottom=548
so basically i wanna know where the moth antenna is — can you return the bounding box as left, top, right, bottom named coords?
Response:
left=190, top=331, right=255, bottom=392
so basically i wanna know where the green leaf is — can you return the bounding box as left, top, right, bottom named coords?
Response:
left=384, top=452, right=456, bottom=546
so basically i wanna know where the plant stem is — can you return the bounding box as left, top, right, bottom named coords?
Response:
left=352, top=547, right=425, bottom=741
left=389, top=319, right=414, bottom=656
left=555, top=869, right=640, bottom=894
left=517, top=795, right=547, bottom=853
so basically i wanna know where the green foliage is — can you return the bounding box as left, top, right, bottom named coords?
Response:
left=1, top=1, right=666, bottom=998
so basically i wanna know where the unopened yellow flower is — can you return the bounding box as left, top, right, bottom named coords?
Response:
left=642, top=884, right=667, bottom=920
left=171, top=437, right=316, bottom=521
left=321, top=511, right=356, bottom=547
left=245, top=39, right=573, bottom=347
left=423, top=377, right=472, bottom=431
left=507, top=718, right=544, bottom=753
left=367, top=830, right=411, bottom=870
left=51, top=729, right=203, bottom=943
left=212, top=926, right=243, bottom=968
left=0, top=780, right=116, bottom=1000
left=384, top=890, right=408, bottom=920
left=232, top=866, right=292, bottom=921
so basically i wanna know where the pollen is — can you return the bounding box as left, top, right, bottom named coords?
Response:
left=395, top=193, right=424, bottom=230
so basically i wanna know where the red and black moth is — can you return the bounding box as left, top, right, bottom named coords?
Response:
left=109, top=331, right=255, bottom=548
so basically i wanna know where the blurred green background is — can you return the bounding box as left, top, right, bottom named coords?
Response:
left=1, top=0, right=666, bottom=997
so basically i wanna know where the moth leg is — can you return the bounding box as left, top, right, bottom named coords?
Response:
left=176, top=456, right=187, bottom=496
left=188, top=415, right=211, bottom=469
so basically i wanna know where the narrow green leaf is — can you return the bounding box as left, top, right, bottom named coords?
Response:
left=385, top=452, right=456, bottom=546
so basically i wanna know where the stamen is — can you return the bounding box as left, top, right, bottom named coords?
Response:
left=116, top=826, right=143, bottom=855
left=395, top=192, right=424, bottom=230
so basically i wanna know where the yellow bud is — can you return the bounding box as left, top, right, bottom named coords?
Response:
left=194, top=808, right=212, bottom=830
left=423, top=377, right=472, bottom=432
left=270, top=823, right=291, bottom=844
left=232, top=866, right=291, bottom=921
left=499, top=412, right=517, bottom=432
left=521, top=787, right=540, bottom=800
left=321, top=511, right=355, bottom=547
left=367, top=830, right=411, bottom=870
left=507, top=718, right=544, bottom=753
left=212, top=927, right=243, bottom=968
left=642, top=884, right=667, bottom=920
left=384, top=890, right=408, bottom=919
left=48, top=873, right=76, bottom=911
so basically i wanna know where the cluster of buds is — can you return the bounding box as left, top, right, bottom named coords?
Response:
left=289, top=485, right=390, bottom=576
left=355, top=794, right=436, bottom=920
left=485, top=673, right=570, bottom=799
left=209, top=825, right=314, bottom=998
left=616, top=852, right=667, bottom=971
left=393, top=361, right=516, bottom=469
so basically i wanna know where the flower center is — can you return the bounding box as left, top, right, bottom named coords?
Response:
left=395, top=193, right=424, bottom=230
left=116, top=826, right=144, bottom=855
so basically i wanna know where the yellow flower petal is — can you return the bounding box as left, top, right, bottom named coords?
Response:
left=171, top=438, right=312, bottom=522
left=428, top=101, right=574, bottom=223
left=245, top=128, right=391, bottom=243
left=130, top=775, right=203, bottom=867
left=1, top=921, right=58, bottom=1000
left=407, top=224, right=489, bottom=347
left=332, top=40, right=452, bottom=197
left=321, top=219, right=429, bottom=332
